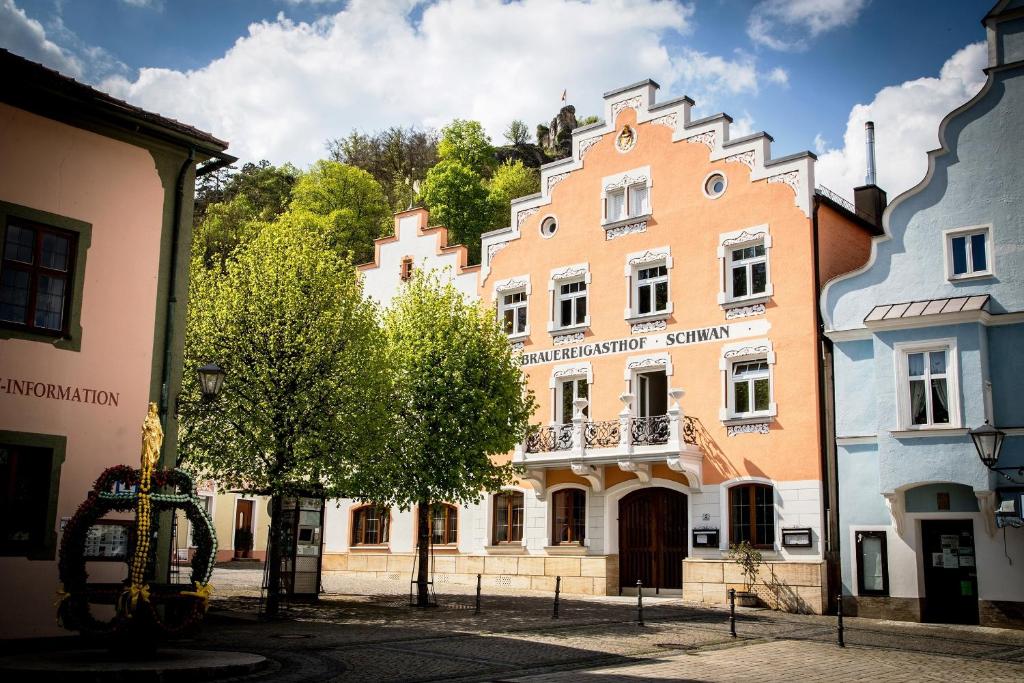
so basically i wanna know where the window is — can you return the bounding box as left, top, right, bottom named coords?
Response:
left=856, top=530, right=889, bottom=596
left=429, top=503, right=458, bottom=545
left=493, top=491, right=524, bottom=544
left=558, top=378, right=589, bottom=424
left=729, top=484, right=774, bottom=548
left=704, top=172, right=727, bottom=199
left=540, top=216, right=558, bottom=238
left=400, top=256, right=414, bottom=282
left=0, top=441, right=56, bottom=557
left=500, top=290, right=528, bottom=336
left=556, top=280, right=587, bottom=328
left=351, top=505, right=390, bottom=546
left=607, top=188, right=626, bottom=222
left=603, top=181, right=650, bottom=223
left=729, top=242, right=767, bottom=300
left=634, top=264, right=668, bottom=316
left=945, top=226, right=991, bottom=279
left=1, top=219, right=77, bottom=334
left=636, top=370, right=668, bottom=418
left=906, top=349, right=950, bottom=427
left=628, top=184, right=649, bottom=217
left=732, top=360, right=770, bottom=416
left=552, top=489, right=586, bottom=545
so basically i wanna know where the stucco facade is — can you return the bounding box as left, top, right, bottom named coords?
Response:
left=822, top=1, right=1024, bottom=628
left=0, top=51, right=229, bottom=638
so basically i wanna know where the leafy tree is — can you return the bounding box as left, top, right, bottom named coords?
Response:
left=192, top=161, right=299, bottom=267
left=179, top=216, right=390, bottom=616
left=577, top=114, right=600, bottom=127
left=438, top=119, right=495, bottom=177
left=353, top=271, right=535, bottom=607
left=503, top=120, right=530, bottom=146
left=290, top=160, right=391, bottom=264
left=326, top=127, right=438, bottom=212
left=487, top=160, right=540, bottom=230
left=418, top=159, right=492, bottom=263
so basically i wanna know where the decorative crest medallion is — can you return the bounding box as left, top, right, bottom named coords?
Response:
left=615, top=124, right=637, bottom=153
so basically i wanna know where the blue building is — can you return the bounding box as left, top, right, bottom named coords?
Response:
left=821, top=1, right=1024, bottom=627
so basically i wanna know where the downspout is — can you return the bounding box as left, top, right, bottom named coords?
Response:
left=811, top=198, right=841, bottom=614
left=159, top=147, right=196, bottom=456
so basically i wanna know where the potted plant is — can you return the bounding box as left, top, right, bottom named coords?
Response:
left=728, top=541, right=763, bottom=607
left=234, top=527, right=254, bottom=559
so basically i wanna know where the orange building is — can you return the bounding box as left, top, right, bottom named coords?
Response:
left=477, top=80, right=877, bottom=611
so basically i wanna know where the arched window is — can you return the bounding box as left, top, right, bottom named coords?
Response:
left=728, top=484, right=774, bottom=548
left=493, top=491, right=524, bottom=544
left=552, top=488, right=586, bottom=545
left=430, top=503, right=458, bottom=545
left=351, top=505, right=390, bottom=546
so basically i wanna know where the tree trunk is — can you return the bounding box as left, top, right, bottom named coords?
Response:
left=416, top=501, right=430, bottom=608
left=265, top=494, right=284, bottom=617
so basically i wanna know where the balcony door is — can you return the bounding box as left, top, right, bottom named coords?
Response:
left=558, top=378, right=588, bottom=424
left=636, top=370, right=667, bottom=418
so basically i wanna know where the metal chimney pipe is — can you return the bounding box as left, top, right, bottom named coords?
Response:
left=865, top=121, right=877, bottom=186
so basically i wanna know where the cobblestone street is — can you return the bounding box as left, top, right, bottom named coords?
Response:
left=183, top=567, right=1024, bottom=681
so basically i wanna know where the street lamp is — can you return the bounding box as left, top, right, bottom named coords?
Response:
left=969, top=421, right=1006, bottom=470
left=196, top=363, right=225, bottom=402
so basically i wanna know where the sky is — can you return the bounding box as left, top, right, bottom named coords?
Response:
left=1, top=0, right=997, bottom=202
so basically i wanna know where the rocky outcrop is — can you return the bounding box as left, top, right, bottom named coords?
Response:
left=537, top=105, right=578, bottom=160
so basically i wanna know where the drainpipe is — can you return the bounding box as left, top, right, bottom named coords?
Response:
left=159, top=147, right=196, bottom=456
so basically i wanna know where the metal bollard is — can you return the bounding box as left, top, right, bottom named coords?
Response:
left=553, top=576, right=561, bottom=619
left=636, top=579, right=645, bottom=627
left=729, top=588, right=736, bottom=637
left=475, top=573, right=481, bottom=615
left=836, top=593, right=845, bottom=647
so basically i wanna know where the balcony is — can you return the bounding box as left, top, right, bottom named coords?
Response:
left=517, top=390, right=704, bottom=496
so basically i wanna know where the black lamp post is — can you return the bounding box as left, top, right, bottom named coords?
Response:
left=969, top=421, right=1006, bottom=470
left=196, top=363, right=226, bottom=402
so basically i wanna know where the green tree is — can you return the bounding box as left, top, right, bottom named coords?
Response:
left=503, top=119, right=530, bottom=146
left=438, top=119, right=495, bottom=177
left=353, top=271, right=535, bottom=607
left=577, top=114, right=600, bottom=127
left=290, top=160, right=391, bottom=264
left=326, top=127, right=438, bottom=212
left=487, top=160, right=540, bottom=230
left=418, top=159, right=492, bottom=263
left=179, top=217, right=390, bottom=616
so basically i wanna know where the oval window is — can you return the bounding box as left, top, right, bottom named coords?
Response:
left=540, top=216, right=557, bottom=238
left=704, top=173, right=727, bottom=199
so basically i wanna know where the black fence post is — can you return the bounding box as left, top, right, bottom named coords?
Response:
left=836, top=593, right=845, bottom=648
left=729, top=588, right=736, bottom=638
left=553, top=576, right=561, bottom=619
left=474, top=573, right=481, bottom=615
left=636, top=579, right=644, bottom=627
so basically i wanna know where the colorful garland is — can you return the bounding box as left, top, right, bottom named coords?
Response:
left=56, top=403, right=218, bottom=639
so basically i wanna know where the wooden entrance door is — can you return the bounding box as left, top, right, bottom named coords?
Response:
left=234, top=499, right=254, bottom=559
left=619, top=488, right=687, bottom=591
left=921, top=519, right=979, bottom=624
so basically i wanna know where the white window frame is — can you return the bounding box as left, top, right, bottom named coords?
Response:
left=623, top=247, right=673, bottom=322
left=493, top=275, right=531, bottom=340
left=943, top=224, right=993, bottom=281
left=548, top=263, right=591, bottom=333
left=719, top=339, right=777, bottom=423
left=893, top=339, right=961, bottom=431
left=601, top=166, right=652, bottom=226
left=717, top=225, right=773, bottom=308
left=550, top=362, right=592, bottom=425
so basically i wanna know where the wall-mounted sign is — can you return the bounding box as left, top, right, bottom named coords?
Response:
left=84, top=521, right=131, bottom=561
left=519, top=319, right=770, bottom=367
left=692, top=528, right=719, bottom=548
left=0, top=377, right=120, bottom=407
left=781, top=527, right=813, bottom=548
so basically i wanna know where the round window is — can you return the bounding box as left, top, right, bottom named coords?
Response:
left=704, top=172, right=727, bottom=199
left=540, top=216, right=557, bottom=238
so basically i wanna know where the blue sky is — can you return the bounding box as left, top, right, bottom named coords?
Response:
left=1, top=0, right=997, bottom=200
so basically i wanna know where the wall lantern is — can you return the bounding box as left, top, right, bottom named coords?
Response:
left=969, top=421, right=1006, bottom=470
left=781, top=527, right=813, bottom=548
left=197, top=363, right=226, bottom=401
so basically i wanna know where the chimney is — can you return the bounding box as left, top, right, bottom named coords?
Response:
left=854, top=120, right=887, bottom=230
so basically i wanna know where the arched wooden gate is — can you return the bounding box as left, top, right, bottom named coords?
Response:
left=618, top=488, right=688, bottom=592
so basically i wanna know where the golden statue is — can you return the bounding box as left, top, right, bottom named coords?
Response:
left=141, top=402, right=163, bottom=472
left=616, top=124, right=635, bottom=151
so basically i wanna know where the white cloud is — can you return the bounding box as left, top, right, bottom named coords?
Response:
left=731, top=111, right=755, bottom=138
left=813, top=133, right=827, bottom=155
left=88, top=0, right=779, bottom=166
left=767, top=66, right=788, bottom=87
left=0, top=0, right=81, bottom=77
left=119, top=0, right=162, bottom=7
left=748, top=0, right=868, bottom=52
left=815, top=42, right=987, bottom=202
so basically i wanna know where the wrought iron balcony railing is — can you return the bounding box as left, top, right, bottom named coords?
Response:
left=584, top=419, right=620, bottom=448
left=525, top=424, right=573, bottom=453
left=629, top=415, right=670, bottom=446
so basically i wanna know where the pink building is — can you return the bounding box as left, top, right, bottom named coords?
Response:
left=0, top=50, right=231, bottom=638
